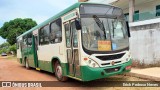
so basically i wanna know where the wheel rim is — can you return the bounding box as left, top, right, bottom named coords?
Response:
left=56, top=65, right=62, bottom=79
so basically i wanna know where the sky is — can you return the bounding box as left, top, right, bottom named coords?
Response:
left=0, top=0, right=107, bottom=45
left=0, top=0, right=77, bottom=44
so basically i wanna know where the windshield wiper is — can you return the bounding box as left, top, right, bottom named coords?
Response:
left=93, top=15, right=107, bottom=39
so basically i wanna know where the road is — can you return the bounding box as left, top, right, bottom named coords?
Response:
left=0, top=56, right=159, bottom=90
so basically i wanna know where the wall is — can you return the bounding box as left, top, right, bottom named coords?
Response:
left=130, top=23, right=160, bottom=64
left=122, top=0, right=160, bottom=64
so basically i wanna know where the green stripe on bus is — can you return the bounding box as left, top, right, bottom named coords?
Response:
left=38, top=60, right=68, bottom=75
left=81, top=60, right=132, bottom=81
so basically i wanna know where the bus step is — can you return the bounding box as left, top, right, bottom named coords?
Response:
left=36, top=68, right=41, bottom=71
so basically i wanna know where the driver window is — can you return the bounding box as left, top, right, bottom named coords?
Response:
left=112, top=21, right=124, bottom=38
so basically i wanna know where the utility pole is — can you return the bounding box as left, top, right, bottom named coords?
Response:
left=129, top=0, right=135, bottom=22
left=78, top=0, right=88, bottom=2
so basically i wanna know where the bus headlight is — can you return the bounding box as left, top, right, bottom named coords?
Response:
left=87, top=59, right=99, bottom=68
left=126, top=58, right=129, bottom=61
left=126, top=52, right=132, bottom=61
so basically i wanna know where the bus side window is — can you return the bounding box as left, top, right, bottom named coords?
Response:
left=23, top=35, right=27, bottom=48
left=17, top=41, right=19, bottom=49
left=39, top=25, right=50, bottom=45
left=27, top=33, right=32, bottom=47
left=50, top=19, right=62, bottom=43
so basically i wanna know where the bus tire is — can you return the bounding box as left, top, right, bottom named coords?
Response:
left=54, top=61, right=68, bottom=82
left=25, top=58, right=30, bottom=69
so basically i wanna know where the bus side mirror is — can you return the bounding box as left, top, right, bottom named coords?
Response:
left=126, top=21, right=131, bottom=37
left=75, top=19, right=82, bottom=30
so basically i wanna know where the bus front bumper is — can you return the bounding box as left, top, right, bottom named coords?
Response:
left=81, top=60, right=132, bottom=81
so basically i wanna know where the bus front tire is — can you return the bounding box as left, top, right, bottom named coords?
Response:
left=54, top=61, right=68, bottom=82
left=25, top=59, right=30, bottom=69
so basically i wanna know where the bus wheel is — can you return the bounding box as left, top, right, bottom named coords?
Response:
left=54, top=61, right=68, bottom=81
left=25, top=59, right=30, bottom=69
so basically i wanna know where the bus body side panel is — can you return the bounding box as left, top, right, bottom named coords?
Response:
left=21, top=47, right=28, bottom=65
left=25, top=34, right=36, bottom=68
left=28, top=46, right=35, bottom=68
left=37, top=43, right=66, bottom=73
left=38, top=60, right=53, bottom=73
left=17, top=39, right=23, bottom=64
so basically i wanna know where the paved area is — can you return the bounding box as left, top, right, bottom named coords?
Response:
left=132, top=68, right=160, bottom=78
left=0, top=56, right=159, bottom=90
left=127, top=67, right=160, bottom=81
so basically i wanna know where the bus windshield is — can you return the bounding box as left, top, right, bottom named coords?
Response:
left=80, top=4, right=129, bottom=52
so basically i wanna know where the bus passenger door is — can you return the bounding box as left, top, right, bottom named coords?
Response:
left=32, top=30, right=39, bottom=68
left=65, top=21, right=81, bottom=78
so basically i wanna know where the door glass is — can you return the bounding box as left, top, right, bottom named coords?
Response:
left=73, top=49, right=79, bottom=65
left=65, top=24, right=71, bottom=48
left=71, top=22, right=78, bottom=47
left=67, top=49, right=72, bottom=64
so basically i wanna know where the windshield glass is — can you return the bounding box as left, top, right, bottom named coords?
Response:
left=80, top=4, right=129, bottom=52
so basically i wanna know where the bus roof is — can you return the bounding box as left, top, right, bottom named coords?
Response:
left=16, top=2, right=109, bottom=39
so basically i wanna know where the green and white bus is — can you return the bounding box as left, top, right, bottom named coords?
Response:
left=17, top=2, right=132, bottom=81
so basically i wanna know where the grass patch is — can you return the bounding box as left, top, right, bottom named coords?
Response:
left=0, top=55, right=17, bottom=60
left=6, top=55, right=17, bottom=60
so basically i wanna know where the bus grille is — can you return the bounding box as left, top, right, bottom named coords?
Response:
left=96, top=53, right=125, bottom=61
left=104, top=66, right=121, bottom=73
left=101, top=61, right=121, bottom=66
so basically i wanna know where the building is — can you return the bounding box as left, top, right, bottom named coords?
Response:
left=78, top=0, right=89, bottom=2
left=88, top=0, right=160, bottom=64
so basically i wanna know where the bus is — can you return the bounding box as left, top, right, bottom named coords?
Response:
left=16, top=2, right=132, bottom=82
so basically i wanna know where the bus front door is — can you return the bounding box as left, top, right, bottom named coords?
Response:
left=65, top=21, right=81, bottom=78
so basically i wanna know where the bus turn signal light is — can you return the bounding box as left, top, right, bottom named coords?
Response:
left=125, top=66, right=132, bottom=70
left=84, top=58, right=88, bottom=61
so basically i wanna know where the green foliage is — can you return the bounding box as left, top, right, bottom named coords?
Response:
left=0, top=48, right=7, bottom=54
left=0, top=42, right=17, bottom=54
left=0, top=42, right=10, bottom=49
left=0, top=42, right=10, bottom=54
left=9, top=44, right=17, bottom=54
left=0, top=18, right=37, bottom=45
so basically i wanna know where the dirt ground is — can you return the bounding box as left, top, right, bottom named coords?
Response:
left=0, top=56, right=159, bottom=90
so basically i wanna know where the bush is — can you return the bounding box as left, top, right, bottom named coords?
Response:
left=0, top=42, right=17, bottom=55
left=0, top=48, right=7, bottom=54
left=9, top=44, right=17, bottom=54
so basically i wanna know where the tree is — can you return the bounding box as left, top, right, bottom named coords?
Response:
left=9, top=44, right=17, bottom=55
left=0, top=42, right=17, bottom=55
left=0, top=42, right=10, bottom=49
left=0, top=42, right=10, bottom=54
left=0, top=18, right=37, bottom=45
